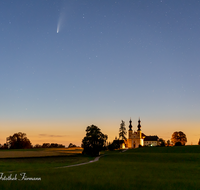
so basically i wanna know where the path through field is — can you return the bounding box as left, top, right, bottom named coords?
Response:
left=56, top=149, right=128, bottom=169
left=55, top=155, right=103, bottom=169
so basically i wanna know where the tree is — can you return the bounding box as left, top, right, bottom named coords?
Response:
left=167, top=140, right=171, bottom=146
left=171, top=131, right=187, bottom=146
left=175, top=141, right=182, bottom=146
left=34, top=143, right=65, bottom=148
left=0, top=143, right=8, bottom=149
left=198, top=139, right=200, bottom=145
left=6, top=132, right=32, bottom=149
left=68, top=143, right=77, bottom=148
left=57, top=144, right=65, bottom=148
left=82, top=125, right=107, bottom=156
left=119, top=120, right=127, bottom=141
left=107, top=139, right=124, bottom=151
left=42, top=143, right=51, bottom=148
left=34, top=144, right=42, bottom=148
left=158, top=138, right=165, bottom=147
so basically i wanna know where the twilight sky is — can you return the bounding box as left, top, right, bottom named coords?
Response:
left=1, top=0, right=200, bottom=146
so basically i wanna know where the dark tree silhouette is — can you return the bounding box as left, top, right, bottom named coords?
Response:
left=158, top=138, right=165, bottom=146
left=34, top=144, right=42, bottom=148
left=119, top=120, right=127, bottom=141
left=57, top=144, right=65, bottom=148
left=175, top=141, right=182, bottom=146
left=50, top=143, right=64, bottom=148
left=198, top=139, right=200, bottom=145
left=171, top=131, right=187, bottom=146
left=167, top=140, right=171, bottom=146
left=41, top=143, right=65, bottom=148
left=42, top=143, right=51, bottom=148
left=107, top=139, right=124, bottom=151
left=0, top=143, right=8, bottom=149
left=82, top=125, right=107, bottom=156
left=6, top=132, right=32, bottom=149
left=68, top=143, right=77, bottom=148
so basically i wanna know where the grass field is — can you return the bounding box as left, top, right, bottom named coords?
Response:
left=0, top=147, right=83, bottom=158
left=0, top=146, right=200, bottom=190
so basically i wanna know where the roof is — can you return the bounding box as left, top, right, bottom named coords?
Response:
left=142, top=133, right=146, bottom=137
left=144, top=135, right=159, bottom=141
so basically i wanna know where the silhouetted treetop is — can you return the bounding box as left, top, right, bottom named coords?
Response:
left=6, top=132, right=32, bottom=149
left=82, top=125, right=107, bottom=156
left=171, top=131, right=187, bottom=146
left=119, top=120, right=127, bottom=141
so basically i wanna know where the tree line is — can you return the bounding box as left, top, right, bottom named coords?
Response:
left=0, top=132, right=77, bottom=149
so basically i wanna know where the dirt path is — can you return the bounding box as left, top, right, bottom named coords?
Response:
left=56, top=149, right=128, bottom=169
left=3, top=149, right=128, bottom=172
left=55, top=155, right=103, bottom=169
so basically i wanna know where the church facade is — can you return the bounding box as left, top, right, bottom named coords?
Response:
left=125, top=119, right=159, bottom=148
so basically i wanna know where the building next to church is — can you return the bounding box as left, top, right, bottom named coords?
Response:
left=125, top=119, right=159, bottom=148
left=144, top=135, right=159, bottom=146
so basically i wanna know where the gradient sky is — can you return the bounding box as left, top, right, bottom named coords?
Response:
left=1, top=0, right=200, bottom=146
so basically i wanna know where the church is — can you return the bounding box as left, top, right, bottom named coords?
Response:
left=124, top=119, right=159, bottom=148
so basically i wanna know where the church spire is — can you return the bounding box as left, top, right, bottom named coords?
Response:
left=129, top=118, right=133, bottom=131
left=137, top=118, right=141, bottom=131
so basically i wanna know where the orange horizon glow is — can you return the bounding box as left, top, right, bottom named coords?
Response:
left=0, top=119, right=200, bottom=147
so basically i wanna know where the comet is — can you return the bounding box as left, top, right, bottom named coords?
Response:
left=57, top=15, right=62, bottom=33
left=57, top=22, right=60, bottom=33
left=57, top=6, right=67, bottom=34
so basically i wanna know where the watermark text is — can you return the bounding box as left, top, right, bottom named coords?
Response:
left=0, top=173, right=41, bottom=181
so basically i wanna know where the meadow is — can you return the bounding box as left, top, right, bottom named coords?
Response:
left=0, top=147, right=83, bottom=158
left=0, top=146, right=200, bottom=190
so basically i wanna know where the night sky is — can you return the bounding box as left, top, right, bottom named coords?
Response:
left=1, top=0, right=200, bottom=146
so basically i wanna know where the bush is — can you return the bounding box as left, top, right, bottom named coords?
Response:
left=175, top=141, right=182, bottom=146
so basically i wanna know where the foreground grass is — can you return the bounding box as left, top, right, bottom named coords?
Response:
left=0, top=154, right=93, bottom=172
left=0, top=146, right=200, bottom=190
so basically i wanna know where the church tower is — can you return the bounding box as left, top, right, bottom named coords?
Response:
left=127, top=118, right=144, bottom=148
left=128, top=119, right=133, bottom=138
left=137, top=118, right=144, bottom=146
left=137, top=119, right=142, bottom=138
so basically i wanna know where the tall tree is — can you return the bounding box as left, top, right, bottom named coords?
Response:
left=171, top=131, right=187, bottom=146
left=82, top=125, right=107, bottom=156
left=6, top=132, right=32, bottom=149
left=198, top=139, right=200, bottom=145
left=119, top=120, right=127, bottom=141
